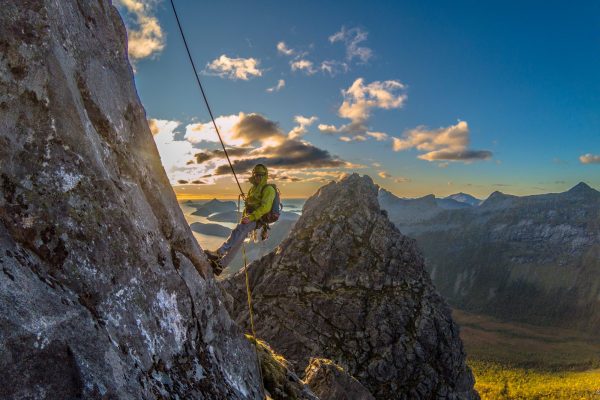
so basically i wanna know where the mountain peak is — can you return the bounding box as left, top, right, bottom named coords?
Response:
left=224, top=176, right=477, bottom=399
left=567, top=182, right=596, bottom=194
left=445, top=192, right=481, bottom=207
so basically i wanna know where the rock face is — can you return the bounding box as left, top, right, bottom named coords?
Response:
left=224, top=174, right=477, bottom=399
left=247, top=335, right=319, bottom=400
left=380, top=183, right=600, bottom=333
left=304, top=358, right=375, bottom=400
left=0, top=1, right=261, bottom=398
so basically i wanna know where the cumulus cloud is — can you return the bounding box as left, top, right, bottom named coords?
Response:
left=318, top=78, right=406, bottom=139
left=580, top=153, right=600, bottom=164
left=153, top=112, right=357, bottom=186
left=116, top=0, right=165, bottom=62
left=148, top=118, right=160, bottom=135
left=392, top=121, right=492, bottom=162
left=151, top=119, right=210, bottom=183
left=394, top=177, right=410, bottom=183
left=288, top=115, right=318, bottom=139
left=213, top=139, right=350, bottom=175
left=266, top=79, right=286, bottom=92
left=366, top=131, right=389, bottom=141
left=205, top=55, right=263, bottom=80
left=186, top=113, right=285, bottom=147
left=290, top=59, right=317, bottom=75
left=194, top=147, right=253, bottom=164
left=378, top=171, right=391, bottom=179
left=339, top=135, right=367, bottom=142
left=277, top=41, right=295, bottom=56
left=329, top=26, right=373, bottom=63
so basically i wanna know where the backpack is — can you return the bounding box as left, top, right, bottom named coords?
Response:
left=261, top=184, right=282, bottom=223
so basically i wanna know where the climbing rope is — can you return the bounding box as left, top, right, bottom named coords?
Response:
left=170, top=1, right=265, bottom=396
left=169, top=0, right=244, bottom=197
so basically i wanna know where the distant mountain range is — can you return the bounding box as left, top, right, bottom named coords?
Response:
left=379, top=183, right=600, bottom=334
left=190, top=199, right=237, bottom=216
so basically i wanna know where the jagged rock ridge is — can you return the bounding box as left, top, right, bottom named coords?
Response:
left=0, top=1, right=261, bottom=398
left=224, top=174, right=478, bottom=399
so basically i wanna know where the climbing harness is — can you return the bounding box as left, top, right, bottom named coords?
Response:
left=169, top=1, right=265, bottom=397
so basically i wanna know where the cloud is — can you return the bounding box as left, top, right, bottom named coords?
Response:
left=151, top=119, right=210, bottom=183
left=116, top=0, right=165, bottom=62
left=288, top=115, right=318, bottom=139
left=194, top=147, right=253, bottom=164
left=213, top=139, right=350, bottom=175
left=378, top=171, right=391, bottom=178
left=148, top=118, right=160, bottom=135
left=154, top=113, right=357, bottom=186
left=329, top=26, right=372, bottom=63
left=394, top=177, right=410, bottom=183
left=320, top=60, right=349, bottom=76
left=290, top=59, right=317, bottom=75
left=366, top=131, right=389, bottom=141
left=277, top=41, right=295, bottom=56
left=392, top=121, right=492, bottom=162
left=205, top=55, right=263, bottom=80
left=339, top=135, right=367, bottom=142
left=579, top=153, right=600, bottom=164
left=186, top=113, right=285, bottom=147
left=266, top=79, right=285, bottom=92
left=318, top=78, right=406, bottom=139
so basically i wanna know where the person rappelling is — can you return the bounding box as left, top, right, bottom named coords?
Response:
left=205, top=163, right=281, bottom=275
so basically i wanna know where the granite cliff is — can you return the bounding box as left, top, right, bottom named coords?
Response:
left=0, top=1, right=261, bottom=398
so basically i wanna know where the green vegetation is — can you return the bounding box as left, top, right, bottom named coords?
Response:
left=454, top=310, right=600, bottom=399
left=454, top=310, right=600, bottom=370
left=245, top=335, right=305, bottom=400
left=471, top=361, right=600, bottom=400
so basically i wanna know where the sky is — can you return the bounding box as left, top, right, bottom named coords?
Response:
left=116, top=0, right=600, bottom=199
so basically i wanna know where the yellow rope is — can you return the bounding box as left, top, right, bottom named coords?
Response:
left=169, top=2, right=265, bottom=395
left=239, top=196, right=266, bottom=399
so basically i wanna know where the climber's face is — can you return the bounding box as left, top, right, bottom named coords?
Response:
left=249, top=164, right=268, bottom=185
left=250, top=171, right=265, bottom=185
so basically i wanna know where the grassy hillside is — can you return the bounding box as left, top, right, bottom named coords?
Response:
left=454, top=310, right=600, bottom=370
left=454, top=310, right=600, bottom=399
left=471, top=361, right=600, bottom=400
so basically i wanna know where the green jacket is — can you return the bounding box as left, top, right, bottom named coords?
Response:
left=244, top=173, right=276, bottom=222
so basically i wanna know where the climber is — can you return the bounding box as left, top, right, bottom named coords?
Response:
left=205, top=164, right=280, bottom=275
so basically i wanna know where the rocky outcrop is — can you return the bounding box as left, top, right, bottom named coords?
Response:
left=380, top=183, right=600, bottom=334
left=247, top=335, right=319, bottom=400
left=223, top=174, right=477, bottom=399
left=304, top=358, right=374, bottom=400
left=0, top=1, right=261, bottom=398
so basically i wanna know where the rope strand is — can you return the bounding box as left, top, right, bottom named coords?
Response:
left=170, top=2, right=264, bottom=396
left=169, top=0, right=245, bottom=197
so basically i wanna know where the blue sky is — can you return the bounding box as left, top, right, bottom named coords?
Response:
left=117, top=0, right=600, bottom=199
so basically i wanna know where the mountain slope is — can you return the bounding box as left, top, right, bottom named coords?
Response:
left=223, top=174, right=477, bottom=399
left=0, top=1, right=261, bottom=398
left=381, top=184, right=600, bottom=333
